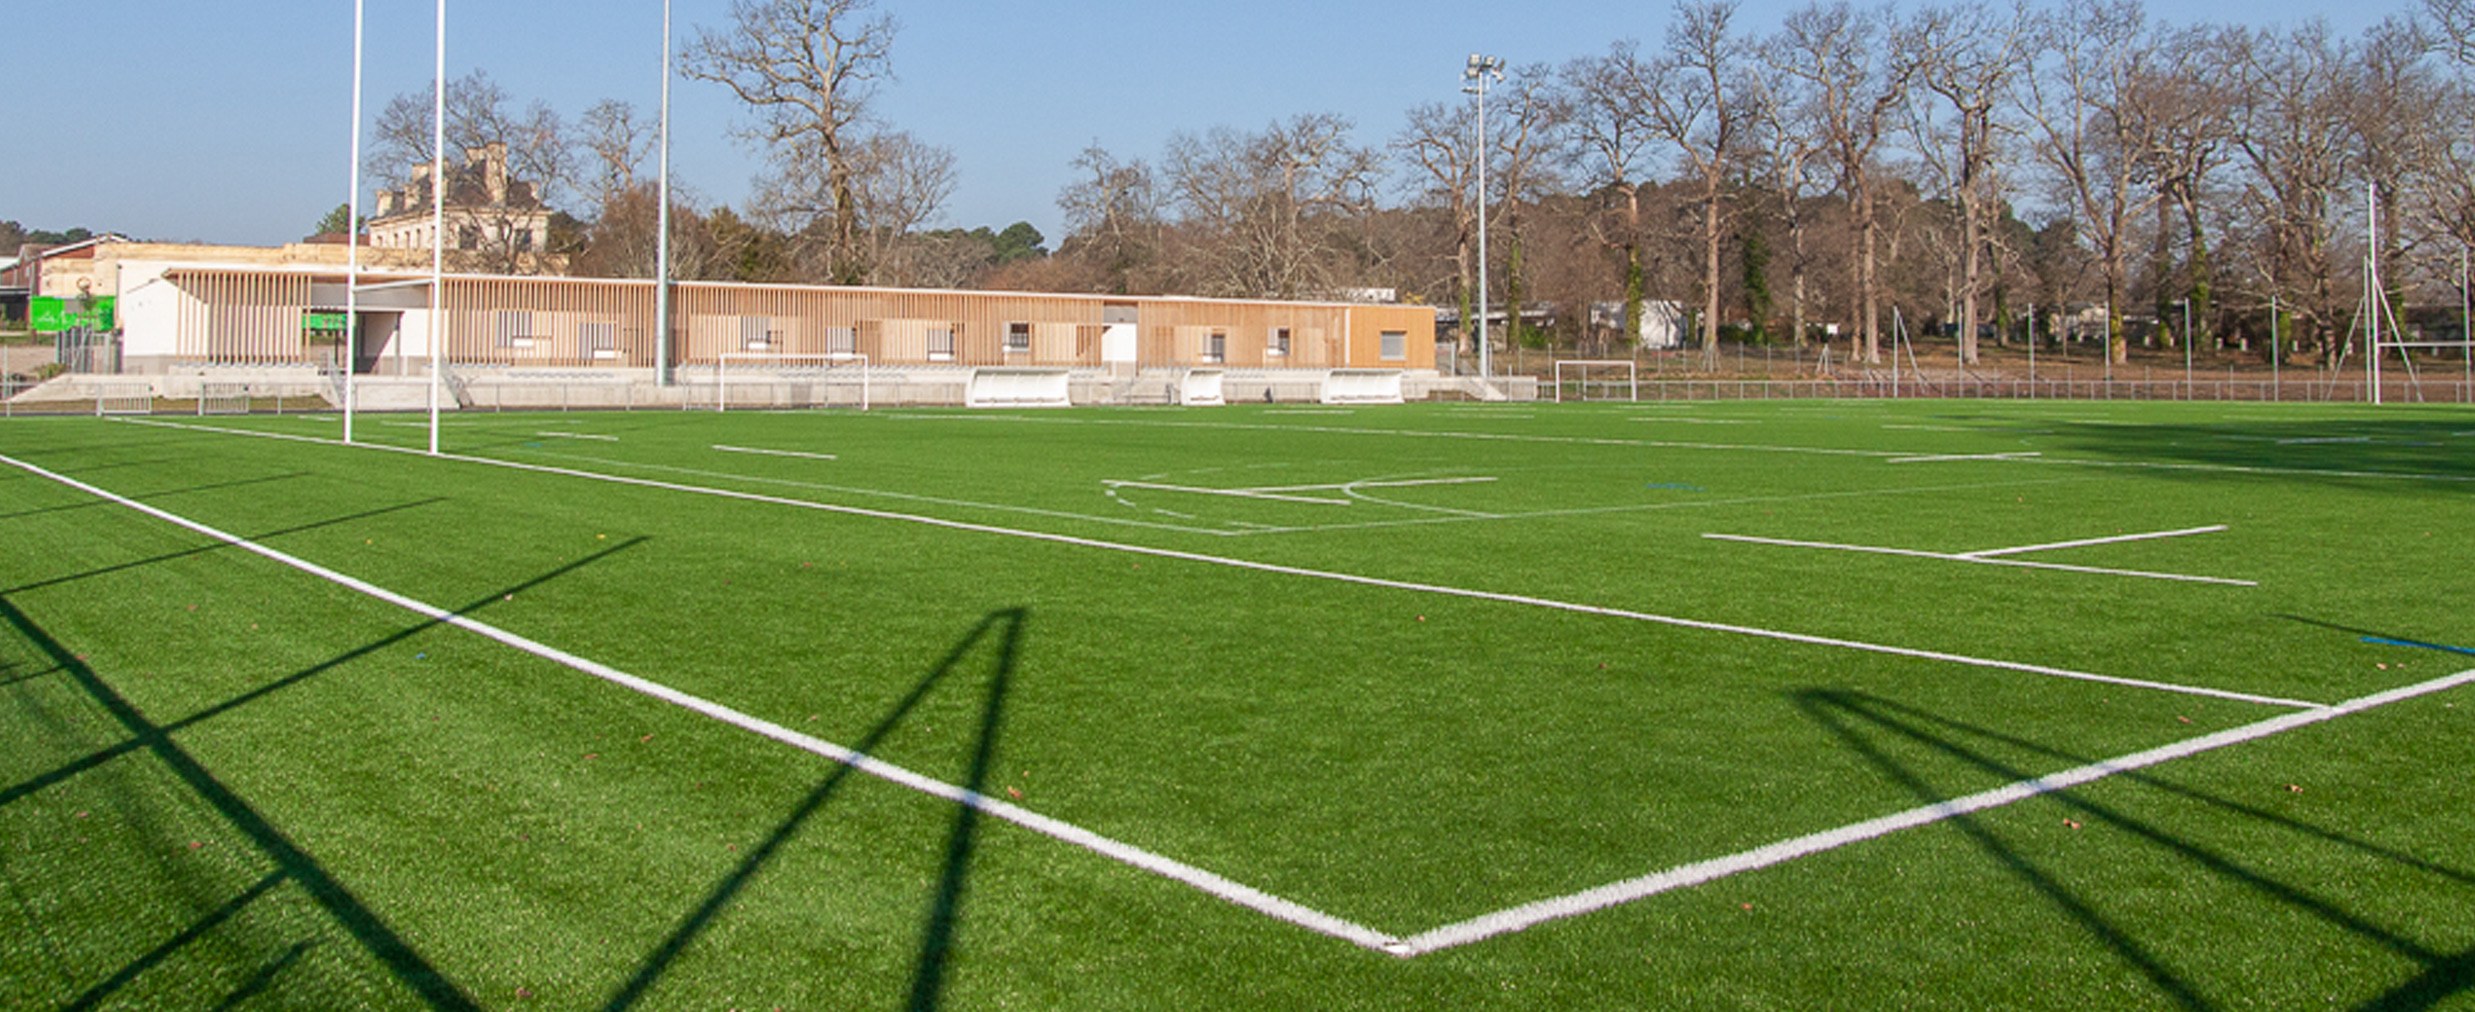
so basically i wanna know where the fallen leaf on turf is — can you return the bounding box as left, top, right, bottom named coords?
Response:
left=2286, top=784, right=2304, bottom=793
left=2064, top=820, right=2082, bottom=830
left=641, top=734, right=654, bottom=743
left=2176, top=716, right=2193, bottom=724
left=1006, top=786, right=1023, bottom=800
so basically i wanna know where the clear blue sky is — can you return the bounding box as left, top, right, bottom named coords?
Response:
left=4, top=0, right=2416, bottom=248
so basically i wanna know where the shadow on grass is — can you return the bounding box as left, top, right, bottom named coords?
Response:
left=1, top=495, right=449, bottom=597
left=1930, top=412, right=2475, bottom=489
left=0, top=536, right=652, bottom=1011
left=0, top=462, right=293, bottom=518
left=1794, top=688, right=2475, bottom=1011
left=601, top=608, right=1026, bottom=1012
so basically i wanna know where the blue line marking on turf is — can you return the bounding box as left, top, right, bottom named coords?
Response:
left=1646, top=483, right=1705, bottom=491
left=2362, top=636, right=2475, bottom=657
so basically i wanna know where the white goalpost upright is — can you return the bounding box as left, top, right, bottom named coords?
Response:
left=1553, top=360, right=1639, bottom=402
left=715, top=353, right=870, bottom=412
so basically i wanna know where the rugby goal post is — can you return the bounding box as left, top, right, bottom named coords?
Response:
left=716, top=353, right=869, bottom=412
left=966, top=367, right=1072, bottom=408
left=1553, top=360, right=1639, bottom=402
left=1322, top=369, right=1404, bottom=405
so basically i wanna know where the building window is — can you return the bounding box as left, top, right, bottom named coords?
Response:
left=1270, top=327, right=1291, bottom=357
left=928, top=327, right=956, bottom=361
left=739, top=315, right=774, bottom=351
left=495, top=310, right=534, bottom=349
left=458, top=225, right=481, bottom=250
left=515, top=228, right=534, bottom=253
left=1006, top=321, right=1031, bottom=353
left=824, top=326, right=856, bottom=355
left=1203, top=330, right=1226, bottom=364
left=582, top=322, right=617, bottom=358
left=1380, top=330, right=1406, bottom=361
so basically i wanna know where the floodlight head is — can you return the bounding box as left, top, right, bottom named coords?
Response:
left=1467, top=53, right=1485, bottom=77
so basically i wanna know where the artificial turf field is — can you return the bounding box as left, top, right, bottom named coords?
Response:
left=2, top=398, right=2472, bottom=1011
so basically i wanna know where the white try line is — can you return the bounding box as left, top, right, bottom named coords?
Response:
left=119, top=417, right=2312, bottom=710
left=1392, top=666, right=2475, bottom=956
left=1963, top=525, right=2227, bottom=559
left=714, top=444, right=838, bottom=462
left=1703, top=532, right=2259, bottom=590
left=0, top=450, right=1395, bottom=953
left=535, top=432, right=619, bottom=442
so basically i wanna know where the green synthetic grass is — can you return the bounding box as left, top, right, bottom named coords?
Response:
left=3, top=399, right=2473, bottom=1010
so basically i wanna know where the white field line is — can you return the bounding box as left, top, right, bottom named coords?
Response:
left=120, top=418, right=2309, bottom=710
left=1702, top=533, right=2261, bottom=592
left=121, top=419, right=1239, bottom=538
left=1963, top=525, right=2228, bottom=559
left=1223, top=478, right=2095, bottom=537
left=933, top=413, right=2475, bottom=485
left=535, top=432, right=619, bottom=442
left=0, top=451, right=1396, bottom=953
left=1393, top=668, right=2475, bottom=957
left=1888, top=452, right=2043, bottom=464
left=1101, top=480, right=1351, bottom=506
left=1240, top=476, right=1499, bottom=493
left=714, top=444, right=839, bottom=462
left=1339, top=479, right=1502, bottom=518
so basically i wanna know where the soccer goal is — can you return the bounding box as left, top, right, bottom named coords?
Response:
left=95, top=383, right=156, bottom=416
left=716, top=353, right=869, bottom=412
left=199, top=381, right=252, bottom=416
left=966, top=367, right=1072, bottom=408
left=1553, top=360, right=1639, bottom=402
left=1322, top=369, right=1405, bottom=405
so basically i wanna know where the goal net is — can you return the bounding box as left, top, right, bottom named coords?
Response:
left=715, top=353, right=869, bottom=412
left=1553, top=360, right=1639, bottom=402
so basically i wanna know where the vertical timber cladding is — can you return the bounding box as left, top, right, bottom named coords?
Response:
left=1136, top=300, right=1353, bottom=369
left=443, top=275, right=656, bottom=367
left=674, top=283, right=1113, bottom=367
left=175, top=270, right=316, bottom=363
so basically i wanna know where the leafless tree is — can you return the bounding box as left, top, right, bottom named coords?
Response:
left=685, top=0, right=898, bottom=284
left=1771, top=2, right=1911, bottom=365
left=2228, top=24, right=2355, bottom=353
left=1557, top=42, right=1660, bottom=348
left=1902, top=2, right=2031, bottom=363
left=1056, top=144, right=1161, bottom=294
left=2020, top=0, right=2163, bottom=365
left=1160, top=114, right=1382, bottom=298
left=1644, top=0, right=1758, bottom=369
left=1396, top=64, right=1561, bottom=353
left=575, top=99, right=656, bottom=223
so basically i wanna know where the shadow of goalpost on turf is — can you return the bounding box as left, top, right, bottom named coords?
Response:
left=600, top=607, right=1028, bottom=1012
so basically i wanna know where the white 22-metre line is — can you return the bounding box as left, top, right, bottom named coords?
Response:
left=0, top=452, right=1395, bottom=953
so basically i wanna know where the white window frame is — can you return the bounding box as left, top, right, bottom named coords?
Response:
left=1270, top=326, right=1291, bottom=357
left=1005, top=321, right=1032, bottom=354
left=1380, top=330, right=1407, bottom=361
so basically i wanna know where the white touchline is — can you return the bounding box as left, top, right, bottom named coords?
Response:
left=1391, top=667, right=2475, bottom=957
left=117, top=418, right=2308, bottom=709
left=1703, top=533, right=2261, bottom=591
left=0, top=450, right=1396, bottom=954
left=1962, top=525, right=2228, bottom=559
left=714, top=444, right=838, bottom=462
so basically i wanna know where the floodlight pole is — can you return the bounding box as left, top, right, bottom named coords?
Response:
left=655, top=0, right=675, bottom=388
left=2180, top=297, right=2191, bottom=399
left=1464, top=54, right=1503, bottom=381
left=345, top=0, right=363, bottom=445
left=427, top=0, right=446, bottom=455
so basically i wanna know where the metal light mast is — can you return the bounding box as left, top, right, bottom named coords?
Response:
left=1464, top=54, right=1504, bottom=381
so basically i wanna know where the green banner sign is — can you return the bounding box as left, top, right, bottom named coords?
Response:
left=304, top=311, right=349, bottom=333
left=31, top=296, right=115, bottom=334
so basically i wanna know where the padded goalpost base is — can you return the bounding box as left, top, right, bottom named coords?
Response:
left=966, top=367, right=1072, bottom=408
left=1176, top=369, right=1226, bottom=407
left=1322, top=369, right=1405, bottom=405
